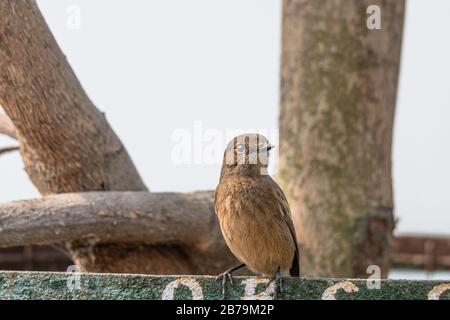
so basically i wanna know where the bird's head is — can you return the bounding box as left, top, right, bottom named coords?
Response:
left=221, top=133, right=274, bottom=177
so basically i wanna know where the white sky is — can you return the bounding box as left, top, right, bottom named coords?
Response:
left=1, top=0, right=449, bottom=236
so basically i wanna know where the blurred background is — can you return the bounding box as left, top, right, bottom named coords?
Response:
left=0, top=0, right=449, bottom=279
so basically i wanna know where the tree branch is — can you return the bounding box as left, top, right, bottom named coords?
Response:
left=0, top=145, right=19, bottom=156
left=0, top=113, right=17, bottom=140
left=0, top=191, right=227, bottom=253
left=0, top=0, right=147, bottom=194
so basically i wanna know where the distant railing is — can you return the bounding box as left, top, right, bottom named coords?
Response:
left=390, top=235, right=450, bottom=271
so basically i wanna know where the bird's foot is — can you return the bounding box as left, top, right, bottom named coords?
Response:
left=215, top=270, right=234, bottom=297
left=215, top=263, right=246, bottom=298
left=269, top=268, right=283, bottom=299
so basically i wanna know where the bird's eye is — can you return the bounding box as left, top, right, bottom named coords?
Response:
left=236, top=143, right=245, bottom=154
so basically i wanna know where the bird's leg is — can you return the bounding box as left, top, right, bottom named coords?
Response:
left=269, top=267, right=283, bottom=299
left=216, top=263, right=245, bottom=297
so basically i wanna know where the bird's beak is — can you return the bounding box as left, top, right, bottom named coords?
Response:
left=258, top=144, right=275, bottom=152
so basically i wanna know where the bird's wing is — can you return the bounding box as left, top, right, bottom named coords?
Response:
left=214, top=187, right=219, bottom=215
left=273, top=182, right=300, bottom=277
left=214, top=182, right=225, bottom=216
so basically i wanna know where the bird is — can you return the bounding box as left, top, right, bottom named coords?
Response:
left=214, top=133, right=299, bottom=298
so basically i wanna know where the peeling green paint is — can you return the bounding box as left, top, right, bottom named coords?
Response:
left=0, top=271, right=448, bottom=300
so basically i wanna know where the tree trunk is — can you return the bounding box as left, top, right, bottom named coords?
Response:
left=278, top=0, right=405, bottom=277
left=0, top=0, right=235, bottom=274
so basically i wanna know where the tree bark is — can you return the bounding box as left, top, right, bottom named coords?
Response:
left=278, top=0, right=405, bottom=277
left=0, top=1, right=146, bottom=194
left=0, top=0, right=233, bottom=274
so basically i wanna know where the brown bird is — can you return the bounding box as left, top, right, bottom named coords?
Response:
left=215, top=133, right=299, bottom=297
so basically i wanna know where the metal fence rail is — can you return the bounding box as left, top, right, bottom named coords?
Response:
left=0, top=271, right=449, bottom=300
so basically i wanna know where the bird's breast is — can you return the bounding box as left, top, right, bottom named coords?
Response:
left=215, top=178, right=295, bottom=276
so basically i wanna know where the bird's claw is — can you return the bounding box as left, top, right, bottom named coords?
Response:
left=269, top=268, right=283, bottom=299
left=216, top=271, right=234, bottom=297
